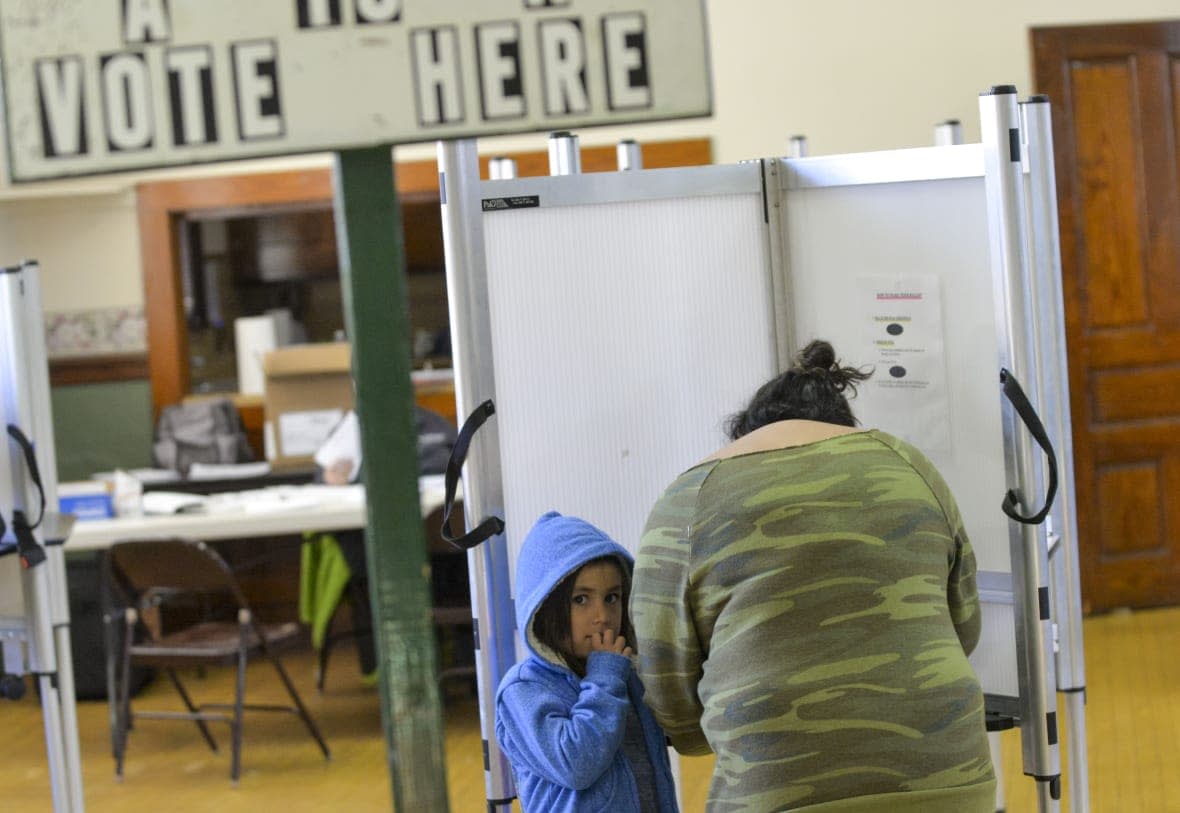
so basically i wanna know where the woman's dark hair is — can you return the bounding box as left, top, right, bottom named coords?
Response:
left=725, top=339, right=873, bottom=440
left=532, top=555, right=635, bottom=677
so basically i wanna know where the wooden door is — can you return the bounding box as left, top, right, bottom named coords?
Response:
left=1032, top=21, right=1180, bottom=612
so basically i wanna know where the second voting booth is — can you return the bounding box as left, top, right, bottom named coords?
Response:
left=441, top=87, right=1088, bottom=812
left=0, top=262, right=85, bottom=813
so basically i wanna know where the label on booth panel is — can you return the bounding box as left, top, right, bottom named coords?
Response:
left=0, top=0, right=712, bottom=182
left=482, top=195, right=540, bottom=211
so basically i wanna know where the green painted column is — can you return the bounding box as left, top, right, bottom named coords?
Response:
left=332, top=145, right=449, bottom=811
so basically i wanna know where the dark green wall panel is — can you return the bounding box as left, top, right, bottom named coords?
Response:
left=51, top=380, right=154, bottom=482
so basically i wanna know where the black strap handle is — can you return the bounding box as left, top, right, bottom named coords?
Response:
left=999, top=369, right=1058, bottom=525
left=441, top=400, right=505, bottom=550
left=6, top=424, right=46, bottom=528
left=5, top=424, right=48, bottom=567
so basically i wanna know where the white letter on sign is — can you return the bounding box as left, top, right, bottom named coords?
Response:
left=296, top=0, right=341, bottom=28
left=232, top=40, right=284, bottom=140
left=538, top=19, right=588, bottom=116
left=410, top=27, right=464, bottom=126
left=166, top=46, right=217, bottom=146
left=101, top=52, right=154, bottom=152
left=35, top=57, right=88, bottom=158
left=122, top=0, right=172, bottom=44
left=602, top=13, right=650, bottom=110
left=355, top=0, right=402, bottom=24
left=476, top=21, right=524, bottom=120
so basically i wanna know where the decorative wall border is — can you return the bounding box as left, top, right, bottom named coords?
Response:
left=45, top=306, right=147, bottom=358
left=45, top=306, right=150, bottom=386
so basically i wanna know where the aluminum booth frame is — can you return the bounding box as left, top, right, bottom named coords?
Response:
left=437, top=86, right=1087, bottom=813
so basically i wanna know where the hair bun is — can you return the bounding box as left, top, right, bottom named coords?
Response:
left=725, top=338, right=873, bottom=438
left=796, top=340, right=837, bottom=372
left=792, top=339, right=872, bottom=393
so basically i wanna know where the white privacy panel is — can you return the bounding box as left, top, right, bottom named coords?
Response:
left=969, top=572, right=1019, bottom=699
left=0, top=556, right=22, bottom=616
left=784, top=171, right=1010, bottom=573
left=482, top=188, right=775, bottom=571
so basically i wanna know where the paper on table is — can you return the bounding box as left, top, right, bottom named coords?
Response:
left=142, top=491, right=208, bottom=515
left=313, top=410, right=361, bottom=481
left=241, top=490, right=322, bottom=514
left=231, top=486, right=333, bottom=514
left=93, top=468, right=180, bottom=485
left=188, top=461, right=273, bottom=481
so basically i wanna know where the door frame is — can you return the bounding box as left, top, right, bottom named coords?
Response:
left=1031, top=19, right=1180, bottom=611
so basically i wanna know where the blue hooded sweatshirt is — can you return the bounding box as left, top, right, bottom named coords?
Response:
left=494, top=512, right=679, bottom=812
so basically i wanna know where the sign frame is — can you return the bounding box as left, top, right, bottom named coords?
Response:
left=0, top=0, right=712, bottom=183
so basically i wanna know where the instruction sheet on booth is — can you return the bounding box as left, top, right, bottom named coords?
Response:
left=855, top=273, right=952, bottom=457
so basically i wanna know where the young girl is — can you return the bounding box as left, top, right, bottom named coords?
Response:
left=495, top=511, right=679, bottom=812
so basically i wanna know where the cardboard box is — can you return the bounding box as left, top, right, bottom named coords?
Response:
left=262, top=342, right=354, bottom=470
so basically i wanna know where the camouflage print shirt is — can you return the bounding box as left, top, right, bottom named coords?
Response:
left=631, top=429, right=995, bottom=812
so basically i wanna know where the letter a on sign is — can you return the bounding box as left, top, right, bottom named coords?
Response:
left=122, top=0, right=172, bottom=44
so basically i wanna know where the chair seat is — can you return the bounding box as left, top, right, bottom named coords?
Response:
left=129, top=620, right=303, bottom=663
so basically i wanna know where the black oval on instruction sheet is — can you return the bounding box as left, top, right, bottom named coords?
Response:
left=886, top=323, right=904, bottom=336
left=889, top=366, right=907, bottom=378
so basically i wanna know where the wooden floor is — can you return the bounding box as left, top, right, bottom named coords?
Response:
left=2, top=606, right=1178, bottom=811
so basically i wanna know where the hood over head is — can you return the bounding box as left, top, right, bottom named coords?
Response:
left=514, top=511, right=633, bottom=668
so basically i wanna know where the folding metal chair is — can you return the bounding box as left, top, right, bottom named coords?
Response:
left=101, top=537, right=330, bottom=783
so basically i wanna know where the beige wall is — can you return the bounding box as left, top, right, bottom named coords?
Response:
left=0, top=191, right=141, bottom=310
left=2, top=1, right=1177, bottom=313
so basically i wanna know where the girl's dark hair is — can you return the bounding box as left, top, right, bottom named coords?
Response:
left=725, top=339, right=873, bottom=440
left=531, top=555, right=634, bottom=677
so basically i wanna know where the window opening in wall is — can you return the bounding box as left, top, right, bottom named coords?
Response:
left=178, top=201, right=451, bottom=396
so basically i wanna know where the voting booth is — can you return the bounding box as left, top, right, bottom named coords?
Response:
left=441, top=88, right=1087, bottom=811
left=0, top=262, right=85, bottom=813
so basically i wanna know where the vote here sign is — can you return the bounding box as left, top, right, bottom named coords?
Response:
left=0, top=0, right=711, bottom=182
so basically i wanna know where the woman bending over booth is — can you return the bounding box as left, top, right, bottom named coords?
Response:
left=631, top=339, right=995, bottom=812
